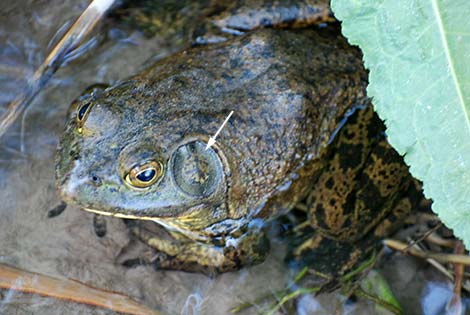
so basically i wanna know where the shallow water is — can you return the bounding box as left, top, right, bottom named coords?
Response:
left=0, top=1, right=463, bottom=314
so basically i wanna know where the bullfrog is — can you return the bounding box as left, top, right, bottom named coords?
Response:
left=55, top=0, right=421, bottom=276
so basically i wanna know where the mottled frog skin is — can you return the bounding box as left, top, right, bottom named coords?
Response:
left=56, top=2, right=419, bottom=276
left=113, top=0, right=332, bottom=41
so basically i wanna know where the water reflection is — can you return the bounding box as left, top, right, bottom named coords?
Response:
left=421, top=281, right=470, bottom=315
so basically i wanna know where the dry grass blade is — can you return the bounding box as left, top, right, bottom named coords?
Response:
left=0, top=0, right=115, bottom=139
left=384, top=239, right=470, bottom=265
left=0, top=263, right=162, bottom=315
left=354, top=288, right=403, bottom=315
left=425, top=232, right=456, bottom=248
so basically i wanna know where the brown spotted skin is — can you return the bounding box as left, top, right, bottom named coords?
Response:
left=309, top=105, right=409, bottom=242
left=287, top=105, right=420, bottom=276
left=56, top=3, right=420, bottom=276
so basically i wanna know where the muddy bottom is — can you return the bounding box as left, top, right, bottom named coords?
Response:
left=0, top=1, right=460, bottom=314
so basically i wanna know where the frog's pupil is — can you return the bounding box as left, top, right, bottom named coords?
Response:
left=78, top=103, right=90, bottom=121
left=137, top=169, right=155, bottom=182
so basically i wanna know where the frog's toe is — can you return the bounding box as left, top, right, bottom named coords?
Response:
left=151, top=252, right=220, bottom=277
left=92, top=214, right=107, bottom=237
left=47, top=201, right=67, bottom=218
left=191, top=22, right=233, bottom=46
left=115, top=239, right=154, bottom=267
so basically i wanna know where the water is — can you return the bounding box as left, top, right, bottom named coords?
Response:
left=0, top=1, right=459, bottom=314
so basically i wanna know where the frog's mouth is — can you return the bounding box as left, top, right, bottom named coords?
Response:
left=83, top=206, right=223, bottom=242
left=83, top=207, right=160, bottom=220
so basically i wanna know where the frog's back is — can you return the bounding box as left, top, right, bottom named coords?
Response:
left=120, top=27, right=369, bottom=218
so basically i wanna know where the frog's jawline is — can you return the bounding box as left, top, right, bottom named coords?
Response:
left=84, top=207, right=161, bottom=220
left=83, top=207, right=212, bottom=241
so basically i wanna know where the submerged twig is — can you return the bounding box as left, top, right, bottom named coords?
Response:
left=0, top=0, right=115, bottom=139
left=402, top=223, right=442, bottom=251
left=0, top=263, right=161, bottom=315
left=446, top=241, right=465, bottom=315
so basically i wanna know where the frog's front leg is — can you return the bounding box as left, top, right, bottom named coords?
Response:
left=126, top=222, right=270, bottom=275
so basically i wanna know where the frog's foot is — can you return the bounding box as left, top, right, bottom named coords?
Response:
left=192, top=22, right=236, bottom=45
left=47, top=201, right=67, bottom=218
left=286, top=230, right=377, bottom=279
left=123, top=221, right=269, bottom=276
left=93, top=214, right=107, bottom=238
left=286, top=189, right=417, bottom=280
left=115, top=238, right=155, bottom=267
left=286, top=189, right=415, bottom=279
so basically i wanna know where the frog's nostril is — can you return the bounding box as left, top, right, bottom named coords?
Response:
left=90, top=174, right=102, bottom=186
left=69, top=150, right=80, bottom=161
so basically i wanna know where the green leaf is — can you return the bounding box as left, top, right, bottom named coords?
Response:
left=331, top=0, right=470, bottom=247
left=360, top=270, right=402, bottom=315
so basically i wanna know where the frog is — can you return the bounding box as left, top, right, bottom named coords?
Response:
left=55, top=0, right=422, bottom=277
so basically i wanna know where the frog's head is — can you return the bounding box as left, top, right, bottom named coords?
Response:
left=55, top=82, right=229, bottom=229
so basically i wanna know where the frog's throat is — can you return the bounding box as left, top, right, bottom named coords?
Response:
left=83, top=207, right=211, bottom=241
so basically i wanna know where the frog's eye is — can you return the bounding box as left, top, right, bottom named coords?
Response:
left=171, top=141, right=223, bottom=197
left=76, top=102, right=93, bottom=124
left=125, top=160, right=163, bottom=189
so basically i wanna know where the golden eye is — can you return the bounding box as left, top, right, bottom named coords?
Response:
left=76, top=102, right=93, bottom=125
left=125, top=161, right=163, bottom=189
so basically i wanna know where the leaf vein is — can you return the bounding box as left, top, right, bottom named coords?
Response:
left=431, top=0, right=470, bottom=134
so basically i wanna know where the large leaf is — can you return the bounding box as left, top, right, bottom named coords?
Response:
left=331, top=0, right=470, bottom=247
